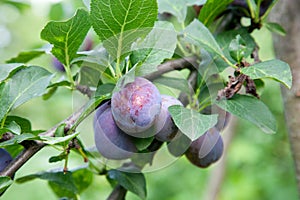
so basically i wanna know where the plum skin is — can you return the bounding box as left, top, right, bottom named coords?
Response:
left=93, top=101, right=137, bottom=160
left=215, top=110, right=231, bottom=131
left=155, top=95, right=183, bottom=142
left=111, top=77, right=162, bottom=137
left=185, top=127, right=224, bottom=168
left=0, top=148, right=12, bottom=172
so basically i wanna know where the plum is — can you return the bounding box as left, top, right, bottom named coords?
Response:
left=52, top=57, right=65, bottom=72
left=0, top=148, right=12, bottom=172
left=155, top=95, right=183, bottom=142
left=93, top=101, right=137, bottom=160
left=215, top=110, right=231, bottom=131
left=111, top=77, right=161, bottom=137
left=185, top=127, right=224, bottom=168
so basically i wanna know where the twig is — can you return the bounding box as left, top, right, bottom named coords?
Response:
left=178, top=70, right=198, bottom=106
left=144, top=56, right=198, bottom=81
left=0, top=141, right=45, bottom=178
left=0, top=106, right=84, bottom=178
left=76, top=84, right=93, bottom=98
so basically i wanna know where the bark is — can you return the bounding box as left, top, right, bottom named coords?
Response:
left=270, top=1, right=300, bottom=195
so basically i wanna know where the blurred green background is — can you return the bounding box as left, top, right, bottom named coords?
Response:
left=0, top=0, right=298, bottom=199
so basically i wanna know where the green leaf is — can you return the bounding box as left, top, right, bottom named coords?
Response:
left=72, top=168, right=93, bottom=193
left=158, top=0, right=186, bottom=23
left=54, top=124, right=66, bottom=138
left=42, top=87, right=58, bottom=101
left=41, top=9, right=91, bottom=66
left=0, top=176, right=13, bottom=194
left=16, top=171, right=78, bottom=198
left=48, top=182, right=76, bottom=199
left=216, top=94, right=277, bottom=133
left=75, top=47, right=111, bottom=87
left=49, top=153, right=67, bottom=163
left=153, top=76, right=190, bottom=94
left=131, top=21, right=177, bottom=76
left=107, top=169, right=147, bottom=199
left=90, top=0, right=157, bottom=59
left=167, top=131, right=191, bottom=157
left=70, top=93, right=112, bottom=132
left=197, top=49, right=228, bottom=73
left=95, top=83, right=115, bottom=97
left=0, top=66, right=54, bottom=121
left=183, top=19, right=225, bottom=58
left=158, top=0, right=206, bottom=23
left=240, top=59, right=292, bottom=89
left=42, top=80, right=71, bottom=100
left=49, top=168, right=93, bottom=198
left=264, top=22, right=286, bottom=36
left=0, top=63, right=24, bottom=82
left=4, top=116, right=32, bottom=133
left=132, top=137, right=154, bottom=151
left=0, top=119, right=24, bottom=136
left=6, top=121, right=21, bottom=135
left=0, top=133, right=37, bottom=147
left=79, top=66, right=103, bottom=87
left=48, top=80, right=72, bottom=89
left=73, top=45, right=110, bottom=72
left=6, top=49, right=46, bottom=64
left=199, top=0, right=233, bottom=26
left=3, top=145, right=23, bottom=158
left=229, top=34, right=247, bottom=62
left=16, top=168, right=91, bottom=197
left=40, top=132, right=79, bottom=145
left=254, top=79, right=265, bottom=96
left=168, top=105, right=218, bottom=140
left=216, top=28, right=255, bottom=61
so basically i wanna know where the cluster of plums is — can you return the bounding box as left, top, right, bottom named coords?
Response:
left=93, top=77, right=230, bottom=168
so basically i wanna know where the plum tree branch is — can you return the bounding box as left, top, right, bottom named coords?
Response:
left=144, top=56, right=199, bottom=81
left=0, top=106, right=84, bottom=178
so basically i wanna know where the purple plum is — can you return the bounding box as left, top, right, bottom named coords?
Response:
left=111, top=77, right=161, bottom=137
left=155, top=95, right=183, bottom=142
left=93, top=101, right=137, bottom=160
left=185, top=127, right=224, bottom=168
left=0, top=148, right=12, bottom=172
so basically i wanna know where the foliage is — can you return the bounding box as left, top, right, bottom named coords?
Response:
left=0, top=0, right=293, bottom=199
